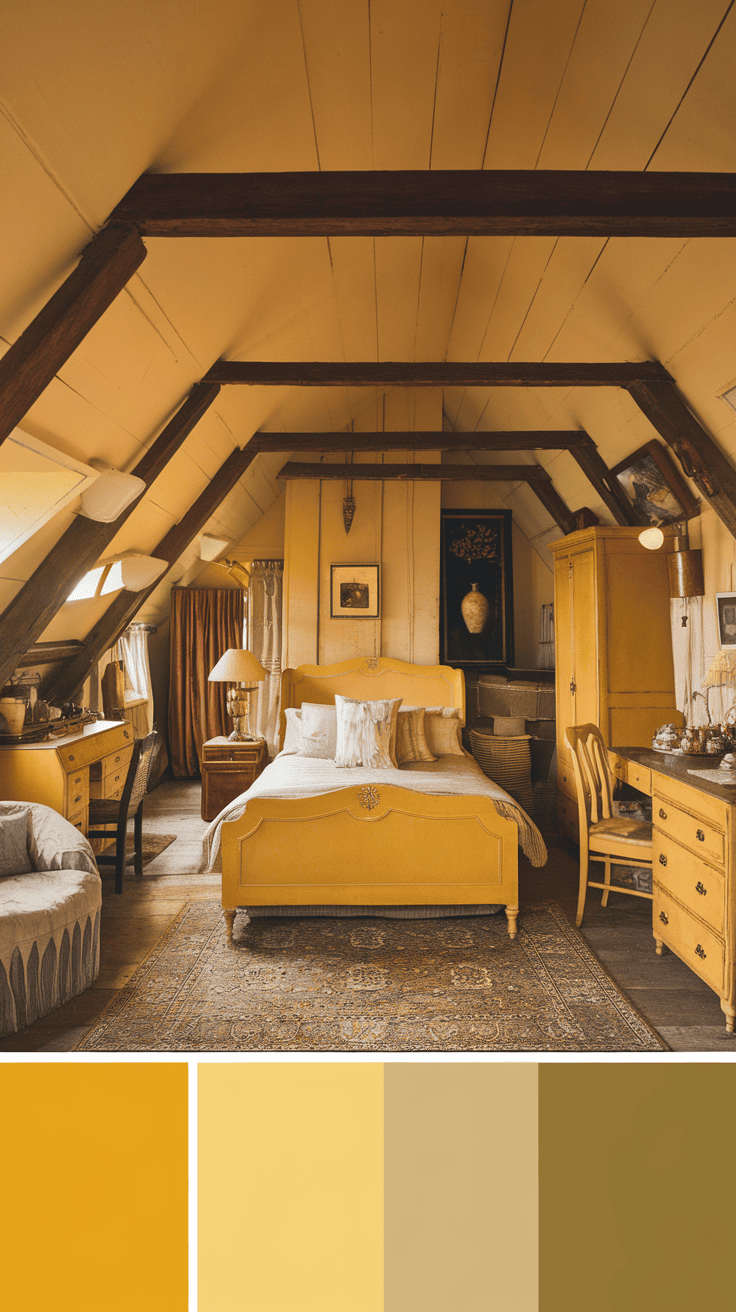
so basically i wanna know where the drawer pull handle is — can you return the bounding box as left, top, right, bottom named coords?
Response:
left=115, top=755, right=121, bottom=763
left=696, top=829, right=705, bottom=842
left=74, top=795, right=82, bottom=804
left=695, top=944, right=707, bottom=960
left=123, top=730, right=130, bottom=739
left=68, top=755, right=75, bottom=762
left=659, top=808, right=667, bottom=820
left=695, top=881, right=707, bottom=897
left=659, top=911, right=669, bottom=925
left=659, top=853, right=667, bottom=866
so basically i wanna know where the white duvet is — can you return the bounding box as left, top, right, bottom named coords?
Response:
left=202, top=749, right=547, bottom=873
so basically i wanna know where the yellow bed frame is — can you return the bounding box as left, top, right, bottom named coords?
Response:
left=221, top=657, right=519, bottom=939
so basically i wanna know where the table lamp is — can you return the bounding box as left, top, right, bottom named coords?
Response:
left=208, top=648, right=267, bottom=741
left=702, top=649, right=736, bottom=726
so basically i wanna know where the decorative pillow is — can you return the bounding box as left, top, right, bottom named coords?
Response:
left=299, top=702, right=338, bottom=759
left=281, top=707, right=303, bottom=754
left=396, top=707, right=436, bottom=764
left=334, top=696, right=402, bottom=768
left=402, top=705, right=464, bottom=757
left=0, top=806, right=32, bottom=876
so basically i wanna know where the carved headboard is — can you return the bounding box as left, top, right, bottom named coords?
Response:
left=279, top=656, right=465, bottom=748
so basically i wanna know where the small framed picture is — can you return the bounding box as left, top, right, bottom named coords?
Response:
left=330, top=564, right=380, bottom=618
left=716, top=593, right=736, bottom=647
left=611, top=440, right=698, bottom=526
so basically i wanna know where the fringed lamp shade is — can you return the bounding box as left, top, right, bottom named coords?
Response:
left=703, top=649, right=736, bottom=727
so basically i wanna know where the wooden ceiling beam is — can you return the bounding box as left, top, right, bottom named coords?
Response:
left=43, top=444, right=259, bottom=704
left=568, top=444, right=638, bottom=526
left=627, top=380, right=736, bottom=539
left=249, top=430, right=593, bottom=452
left=277, top=461, right=555, bottom=482
left=0, top=382, right=220, bottom=692
left=0, top=224, right=146, bottom=448
left=110, top=171, right=736, bottom=238
left=207, top=361, right=669, bottom=388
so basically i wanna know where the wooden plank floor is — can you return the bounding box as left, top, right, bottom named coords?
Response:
left=1, top=779, right=732, bottom=1052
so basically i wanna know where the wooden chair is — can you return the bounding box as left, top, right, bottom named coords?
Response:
left=565, top=724, right=653, bottom=926
left=87, top=730, right=161, bottom=894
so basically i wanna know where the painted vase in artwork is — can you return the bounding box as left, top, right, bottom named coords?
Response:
left=461, top=583, right=490, bottom=633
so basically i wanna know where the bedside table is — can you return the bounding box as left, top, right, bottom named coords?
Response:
left=201, top=736, right=268, bottom=821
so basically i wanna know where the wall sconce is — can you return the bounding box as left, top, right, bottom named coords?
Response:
left=119, top=554, right=168, bottom=591
left=79, top=460, right=145, bottom=522
left=638, top=523, right=704, bottom=598
left=212, top=558, right=251, bottom=588
left=199, top=534, right=231, bottom=561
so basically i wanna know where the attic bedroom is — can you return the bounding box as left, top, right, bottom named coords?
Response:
left=0, top=0, right=735, bottom=1053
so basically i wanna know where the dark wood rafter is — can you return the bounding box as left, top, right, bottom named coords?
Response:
left=0, top=381, right=220, bottom=692
left=568, top=444, right=639, bottom=526
left=627, top=380, right=736, bottom=538
left=110, top=171, right=736, bottom=238
left=206, top=360, right=669, bottom=388
left=277, top=461, right=575, bottom=533
left=0, top=224, right=146, bottom=448
left=248, top=430, right=593, bottom=452
left=278, top=461, right=558, bottom=481
left=43, top=444, right=259, bottom=704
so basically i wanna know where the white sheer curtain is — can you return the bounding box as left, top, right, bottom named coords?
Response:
left=119, top=623, right=155, bottom=733
left=248, top=560, right=283, bottom=756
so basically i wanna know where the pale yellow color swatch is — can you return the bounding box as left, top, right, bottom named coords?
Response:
left=199, top=1062, right=384, bottom=1312
left=384, top=1063, right=538, bottom=1312
left=0, top=1063, right=188, bottom=1312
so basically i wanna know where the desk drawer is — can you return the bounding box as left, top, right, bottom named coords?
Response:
left=653, top=796, right=724, bottom=866
left=652, top=771, right=727, bottom=829
left=65, top=771, right=88, bottom=819
left=653, top=834, right=724, bottom=935
left=608, top=755, right=651, bottom=794
left=557, top=765, right=576, bottom=800
left=102, top=745, right=133, bottom=781
left=653, top=888, right=724, bottom=995
left=557, top=790, right=578, bottom=841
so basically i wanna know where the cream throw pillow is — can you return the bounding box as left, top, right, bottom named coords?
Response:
left=396, top=707, right=436, bottom=764
left=281, top=707, right=303, bottom=754
left=298, top=703, right=338, bottom=759
left=334, top=696, right=402, bottom=768
left=402, top=705, right=464, bottom=756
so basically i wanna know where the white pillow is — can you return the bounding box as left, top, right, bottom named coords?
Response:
left=299, top=702, right=338, bottom=759
left=396, top=707, right=436, bottom=764
left=281, top=707, right=303, bottom=754
left=402, top=705, right=464, bottom=757
left=334, top=696, right=402, bottom=768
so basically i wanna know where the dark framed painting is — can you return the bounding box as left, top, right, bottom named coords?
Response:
left=611, top=440, right=698, bottom=526
left=716, top=593, right=736, bottom=647
left=330, top=563, right=380, bottom=618
left=440, top=509, right=514, bottom=667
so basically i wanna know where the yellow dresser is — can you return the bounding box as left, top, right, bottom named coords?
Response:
left=550, top=527, right=681, bottom=842
left=610, top=746, right=736, bottom=1031
left=0, top=719, right=133, bottom=835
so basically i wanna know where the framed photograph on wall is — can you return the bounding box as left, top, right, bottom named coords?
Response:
left=716, top=593, right=736, bottom=647
left=611, top=440, right=698, bottom=526
left=440, top=509, right=514, bottom=667
left=330, top=564, right=380, bottom=618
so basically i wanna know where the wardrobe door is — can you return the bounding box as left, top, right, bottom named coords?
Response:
left=570, top=547, right=599, bottom=735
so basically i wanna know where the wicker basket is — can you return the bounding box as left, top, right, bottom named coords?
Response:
left=469, top=729, right=533, bottom=814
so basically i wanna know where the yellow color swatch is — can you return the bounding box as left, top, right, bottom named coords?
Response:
left=0, top=1062, right=188, bottom=1312
left=199, top=1062, right=384, bottom=1312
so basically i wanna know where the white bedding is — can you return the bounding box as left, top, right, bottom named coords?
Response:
left=202, top=748, right=547, bottom=873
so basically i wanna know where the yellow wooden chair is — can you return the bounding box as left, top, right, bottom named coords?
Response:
left=565, top=724, right=653, bottom=926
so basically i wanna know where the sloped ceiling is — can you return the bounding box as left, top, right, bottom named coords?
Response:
left=1, top=0, right=735, bottom=638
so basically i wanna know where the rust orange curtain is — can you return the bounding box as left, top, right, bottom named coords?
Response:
left=168, top=587, right=245, bottom=777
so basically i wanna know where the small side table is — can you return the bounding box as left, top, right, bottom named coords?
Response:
left=201, top=736, right=268, bottom=822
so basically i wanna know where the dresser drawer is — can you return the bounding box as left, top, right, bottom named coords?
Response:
left=557, top=765, right=576, bottom=800
left=652, top=771, right=727, bottom=830
left=653, top=834, right=724, bottom=935
left=653, top=889, right=724, bottom=995
left=608, top=754, right=651, bottom=794
left=653, top=796, right=724, bottom=866
left=557, top=790, right=579, bottom=840
left=65, top=771, right=88, bottom=818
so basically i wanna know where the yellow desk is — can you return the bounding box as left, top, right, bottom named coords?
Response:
left=0, top=719, right=133, bottom=835
left=611, top=746, right=736, bottom=1031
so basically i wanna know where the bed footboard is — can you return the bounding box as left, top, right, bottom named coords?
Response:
left=221, top=783, right=519, bottom=939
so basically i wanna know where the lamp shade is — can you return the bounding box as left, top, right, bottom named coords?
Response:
left=79, top=468, right=145, bottom=522
left=120, top=554, right=168, bottom=591
left=208, top=648, right=267, bottom=684
left=199, top=534, right=231, bottom=561
left=703, top=649, right=736, bottom=689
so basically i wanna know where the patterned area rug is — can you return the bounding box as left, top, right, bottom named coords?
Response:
left=76, top=899, right=666, bottom=1052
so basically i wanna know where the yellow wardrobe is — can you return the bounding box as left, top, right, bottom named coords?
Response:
left=550, top=526, right=681, bottom=842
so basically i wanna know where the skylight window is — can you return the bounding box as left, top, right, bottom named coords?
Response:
left=66, top=562, right=123, bottom=602
left=101, top=560, right=124, bottom=595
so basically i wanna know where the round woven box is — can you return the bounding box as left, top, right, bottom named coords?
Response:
left=469, top=729, right=533, bottom=814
